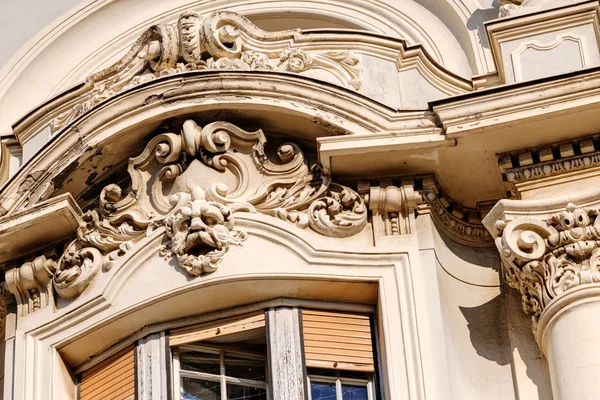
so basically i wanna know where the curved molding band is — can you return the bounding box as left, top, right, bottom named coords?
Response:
left=0, top=71, right=441, bottom=217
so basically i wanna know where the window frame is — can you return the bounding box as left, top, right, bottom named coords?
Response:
left=172, top=343, right=269, bottom=400
left=307, top=372, right=376, bottom=400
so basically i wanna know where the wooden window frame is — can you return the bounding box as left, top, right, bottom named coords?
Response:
left=307, top=373, right=376, bottom=400
left=172, top=343, right=268, bottom=400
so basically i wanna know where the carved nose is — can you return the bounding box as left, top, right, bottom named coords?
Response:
left=190, top=217, right=205, bottom=231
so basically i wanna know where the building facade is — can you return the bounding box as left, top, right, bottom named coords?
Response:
left=0, top=0, right=599, bottom=399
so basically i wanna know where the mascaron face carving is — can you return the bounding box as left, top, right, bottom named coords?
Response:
left=8, top=120, right=367, bottom=307
left=495, top=203, right=600, bottom=332
left=162, top=187, right=249, bottom=276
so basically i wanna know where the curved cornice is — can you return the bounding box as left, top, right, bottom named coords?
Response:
left=0, top=71, right=447, bottom=219
left=0, top=0, right=477, bottom=135
left=11, top=11, right=472, bottom=144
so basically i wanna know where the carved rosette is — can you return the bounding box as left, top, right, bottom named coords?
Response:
left=495, top=203, right=600, bottom=333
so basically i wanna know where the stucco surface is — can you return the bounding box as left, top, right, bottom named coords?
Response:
left=0, top=0, right=85, bottom=69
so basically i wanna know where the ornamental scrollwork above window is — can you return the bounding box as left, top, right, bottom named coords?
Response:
left=51, top=11, right=361, bottom=131
left=6, top=120, right=367, bottom=304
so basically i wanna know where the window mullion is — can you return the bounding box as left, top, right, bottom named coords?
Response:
left=172, top=350, right=181, bottom=400
left=220, top=350, right=227, bottom=400
left=266, top=307, right=306, bottom=400
left=367, top=381, right=375, bottom=400
left=336, top=378, right=343, bottom=400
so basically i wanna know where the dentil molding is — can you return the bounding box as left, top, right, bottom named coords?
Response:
left=498, top=133, right=600, bottom=198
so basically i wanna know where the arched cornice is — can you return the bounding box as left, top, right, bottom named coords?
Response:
left=21, top=214, right=410, bottom=373
left=0, top=0, right=482, bottom=135
left=0, top=71, right=441, bottom=216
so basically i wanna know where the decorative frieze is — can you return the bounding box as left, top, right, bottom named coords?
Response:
left=492, top=202, right=600, bottom=333
left=498, top=134, right=600, bottom=198
left=50, top=11, right=361, bottom=132
left=499, top=135, right=600, bottom=184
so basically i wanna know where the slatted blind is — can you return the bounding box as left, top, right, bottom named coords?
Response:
left=79, top=345, right=135, bottom=400
left=302, top=309, right=375, bottom=372
left=169, top=312, right=265, bottom=347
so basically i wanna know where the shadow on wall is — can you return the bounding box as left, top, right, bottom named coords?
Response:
left=460, top=295, right=512, bottom=366
left=466, top=0, right=504, bottom=49
left=435, top=228, right=553, bottom=399
left=460, top=293, right=553, bottom=400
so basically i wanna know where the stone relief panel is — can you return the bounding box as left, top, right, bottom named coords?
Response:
left=4, top=120, right=368, bottom=307
left=510, top=34, right=587, bottom=83
left=50, top=11, right=361, bottom=132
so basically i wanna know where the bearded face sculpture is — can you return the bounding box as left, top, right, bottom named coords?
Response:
left=164, top=187, right=248, bottom=276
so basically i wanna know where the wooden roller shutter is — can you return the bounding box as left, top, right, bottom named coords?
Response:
left=302, top=309, right=375, bottom=372
left=170, top=312, right=265, bottom=347
left=79, top=345, right=135, bottom=400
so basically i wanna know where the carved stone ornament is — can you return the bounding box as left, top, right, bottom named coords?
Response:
left=51, top=11, right=361, bottom=131
left=11, top=120, right=366, bottom=304
left=5, top=256, right=56, bottom=315
left=499, top=0, right=575, bottom=17
left=494, top=203, right=600, bottom=333
left=419, top=176, right=493, bottom=247
left=161, top=186, right=249, bottom=276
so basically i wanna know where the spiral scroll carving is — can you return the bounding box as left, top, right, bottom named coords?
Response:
left=51, top=10, right=362, bottom=132
left=496, top=203, right=600, bottom=333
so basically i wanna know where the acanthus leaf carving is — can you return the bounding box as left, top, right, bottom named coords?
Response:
left=21, top=119, right=367, bottom=305
left=51, top=11, right=362, bottom=132
left=496, top=203, right=600, bottom=333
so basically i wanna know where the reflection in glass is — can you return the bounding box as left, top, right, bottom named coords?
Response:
left=311, top=381, right=337, bottom=400
left=342, top=384, right=368, bottom=400
left=225, top=352, right=266, bottom=381
left=227, top=384, right=268, bottom=399
left=180, top=347, right=221, bottom=375
left=181, top=378, right=221, bottom=400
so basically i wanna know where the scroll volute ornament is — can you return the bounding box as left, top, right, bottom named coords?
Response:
left=131, top=120, right=367, bottom=238
left=496, top=203, right=600, bottom=333
left=51, top=11, right=361, bottom=131
left=32, top=120, right=367, bottom=301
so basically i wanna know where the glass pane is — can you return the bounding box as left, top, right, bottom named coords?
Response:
left=311, top=381, right=337, bottom=400
left=225, top=352, right=266, bottom=381
left=227, top=384, right=267, bottom=399
left=180, top=347, right=221, bottom=375
left=342, top=384, right=368, bottom=400
left=181, top=378, right=221, bottom=400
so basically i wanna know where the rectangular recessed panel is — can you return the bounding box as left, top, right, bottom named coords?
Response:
left=79, top=346, right=135, bottom=400
left=302, top=309, right=375, bottom=372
